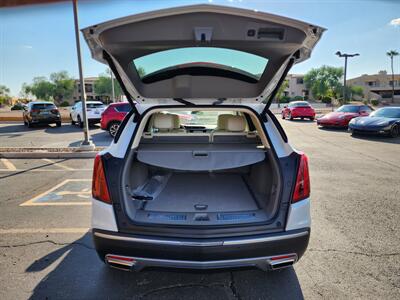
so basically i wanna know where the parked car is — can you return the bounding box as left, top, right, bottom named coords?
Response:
left=281, top=101, right=316, bottom=120
left=349, top=107, right=400, bottom=137
left=23, top=101, right=61, bottom=128
left=84, top=5, right=323, bottom=272
left=70, top=101, right=106, bottom=127
left=100, top=102, right=131, bottom=137
left=317, top=104, right=373, bottom=128
left=11, top=103, right=25, bottom=110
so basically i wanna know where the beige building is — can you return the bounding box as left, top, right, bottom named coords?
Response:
left=284, top=74, right=311, bottom=100
left=347, top=71, right=400, bottom=102
left=71, top=77, right=109, bottom=104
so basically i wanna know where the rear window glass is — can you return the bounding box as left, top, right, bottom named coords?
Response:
left=337, top=105, right=360, bottom=113
left=160, top=110, right=238, bottom=129
left=289, top=102, right=310, bottom=107
left=31, top=103, right=55, bottom=109
left=87, top=103, right=104, bottom=108
left=115, top=103, right=131, bottom=112
left=133, top=47, right=268, bottom=81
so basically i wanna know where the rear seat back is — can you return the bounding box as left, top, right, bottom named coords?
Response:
left=212, top=115, right=259, bottom=143
left=142, top=113, right=210, bottom=143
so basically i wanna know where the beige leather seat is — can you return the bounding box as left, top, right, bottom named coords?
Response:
left=214, top=114, right=234, bottom=132
left=152, top=113, right=183, bottom=133
left=212, top=115, right=254, bottom=143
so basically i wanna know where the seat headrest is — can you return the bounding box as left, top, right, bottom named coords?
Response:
left=153, top=113, right=180, bottom=130
left=216, top=114, right=232, bottom=130
left=226, top=115, right=246, bottom=132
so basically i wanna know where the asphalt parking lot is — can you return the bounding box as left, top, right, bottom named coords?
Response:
left=0, top=122, right=112, bottom=148
left=0, top=120, right=399, bottom=299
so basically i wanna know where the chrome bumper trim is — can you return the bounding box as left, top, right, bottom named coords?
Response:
left=105, top=253, right=298, bottom=272
left=94, top=230, right=308, bottom=247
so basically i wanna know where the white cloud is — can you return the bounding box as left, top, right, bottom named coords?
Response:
left=22, top=45, right=33, bottom=49
left=389, top=18, right=400, bottom=26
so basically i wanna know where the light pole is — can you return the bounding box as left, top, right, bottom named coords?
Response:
left=73, top=0, right=94, bottom=149
left=335, top=51, right=359, bottom=103
left=110, top=68, right=116, bottom=103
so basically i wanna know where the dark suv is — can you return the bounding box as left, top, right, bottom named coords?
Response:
left=84, top=5, right=323, bottom=272
left=23, top=101, right=61, bottom=127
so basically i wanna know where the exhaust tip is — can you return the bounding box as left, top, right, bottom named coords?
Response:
left=268, top=254, right=297, bottom=270
left=105, top=254, right=136, bottom=271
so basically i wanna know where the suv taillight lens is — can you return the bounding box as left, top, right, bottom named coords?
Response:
left=92, top=154, right=111, bottom=204
left=292, top=153, right=310, bottom=203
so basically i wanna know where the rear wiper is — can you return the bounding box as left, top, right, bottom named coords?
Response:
left=212, top=98, right=226, bottom=105
left=173, top=98, right=194, bottom=106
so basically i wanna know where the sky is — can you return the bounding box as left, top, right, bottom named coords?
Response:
left=1, top=0, right=400, bottom=96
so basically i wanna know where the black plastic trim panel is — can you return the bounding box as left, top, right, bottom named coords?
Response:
left=93, top=228, right=310, bottom=262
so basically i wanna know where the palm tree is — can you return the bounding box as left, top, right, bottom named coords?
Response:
left=386, top=50, right=399, bottom=103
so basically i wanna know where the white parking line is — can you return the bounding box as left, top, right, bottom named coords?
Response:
left=42, top=158, right=74, bottom=170
left=0, top=158, right=17, bottom=171
left=0, top=228, right=90, bottom=234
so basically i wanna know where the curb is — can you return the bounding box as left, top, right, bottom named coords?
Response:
left=0, top=151, right=98, bottom=159
left=0, top=147, right=105, bottom=159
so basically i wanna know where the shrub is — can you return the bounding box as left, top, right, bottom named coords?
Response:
left=321, top=96, right=332, bottom=104
left=292, top=96, right=304, bottom=101
left=371, top=99, right=379, bottom=106
left=60, top=101, right=70, bottom=107
left=279, top=96, right=291, bottom=103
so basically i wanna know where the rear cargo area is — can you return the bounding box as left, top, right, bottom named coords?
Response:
left=120, top=111, right=281, bottom=227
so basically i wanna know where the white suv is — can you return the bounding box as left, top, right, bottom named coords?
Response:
left=70, top=101, right=106, bottom=127
left=84, top=5, right=323, bottom=272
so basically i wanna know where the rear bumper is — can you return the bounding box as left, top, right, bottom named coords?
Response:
left=30, top=116, right=61, bottom=123
left=88, top=117, right=101, bottom=124
left=317, top=120, right=347, bottom=127
left=349, top=127, right=389, bottom=135
left=92, top=228, right=310, bottom=271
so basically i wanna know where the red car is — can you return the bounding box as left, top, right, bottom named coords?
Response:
left=317, top=104, right=373, bottom=128
left=100, top=102, right=131, bottom=137
left=281, top=101, right=316, bottom=121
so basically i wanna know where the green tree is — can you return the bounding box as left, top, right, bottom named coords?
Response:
left=0, top=85, right=10, bottom=96
left=387, top=50, right=399, bottom=103
left=0, top=85, right=11, bottom=105
left=274, top=79, right=288, bottom=107
left=27, top=76, right=54, bottom=101
left=349, top=85, right=364, bottom=100
left=94, top=71, right=123, bottom=101
left=137, top=67, right=146, bottom=78
left=23, top=71, right=74, bottom=103
left=49, top=71, right=75, bottom=104
left=304, top=66, right=344, bottom=103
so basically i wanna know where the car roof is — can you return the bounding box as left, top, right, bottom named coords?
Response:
left=30, top=101, right=54, bottom=105
left=109, top=102, right=130, bottom=106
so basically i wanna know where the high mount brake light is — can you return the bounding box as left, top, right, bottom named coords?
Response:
left=92, top=154, right=111, bottom=204
left=292, top=153, right=310, bottom=203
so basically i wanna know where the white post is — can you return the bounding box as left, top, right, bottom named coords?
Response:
left=73, top=0, right=94, bottom=150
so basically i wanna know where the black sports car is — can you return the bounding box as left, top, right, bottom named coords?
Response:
left=348, top=107, right=400, bottom=137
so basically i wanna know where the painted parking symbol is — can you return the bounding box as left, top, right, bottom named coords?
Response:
left=20, top=179, right=92, bottom=206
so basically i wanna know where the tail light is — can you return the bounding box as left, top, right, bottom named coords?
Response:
left=92, top=154, right=111, bottom=204
left=51, top=109, right=59, bottom=114
left=31, top=109, right=40, bottom=113
left=292, top=153, right=310, bottom=203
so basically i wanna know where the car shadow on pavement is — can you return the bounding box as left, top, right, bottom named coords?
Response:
left=26, top=234, right=304, bottom=300
left=68, top=131, right=113, bottom=147
left=350, top=133, right=400, bottom=144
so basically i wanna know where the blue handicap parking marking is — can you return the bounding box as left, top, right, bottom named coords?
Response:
left=21, top=179, right=92, bottom=206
